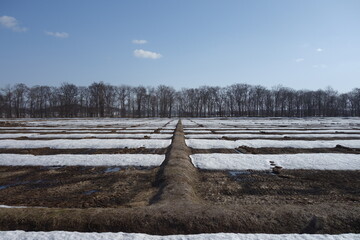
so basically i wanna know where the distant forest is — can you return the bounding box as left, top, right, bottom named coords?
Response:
left=1, top=82, right=360, bottom=118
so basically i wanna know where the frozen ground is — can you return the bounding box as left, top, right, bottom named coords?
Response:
left=0, top=231, right=359, bottom=240
left=186, top=139, right=360, bottom=149
left=191, top=153, right=360, bottom=170
left=0, top=139, right=171, bottom=149
left=0, top=154, right=165, bottom=166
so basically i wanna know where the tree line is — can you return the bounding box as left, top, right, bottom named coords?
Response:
left=1, top=82, right=360, bottom=118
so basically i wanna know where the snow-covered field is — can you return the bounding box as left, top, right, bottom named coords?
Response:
left=191, top=153, right=360, bottom=170
left=211, top=129, right=360, bottom=133
left=0, top=118, right=173, bottom=167
left=185, top=118, right=360, bottom=171
left=0, top=154, right=165, bottom=166
left=0, top=231, right=359, bottom=240
left=182, top=117, right=360, bottom=129
left=186, top=133, right=360, bottom=139
left=0, top=139, right=171, bottom=149
left=1, top=118, right=177, bottom=128
left=1, top=118, right=360, bottom=236
left=185, top=139, right=360, bottom=149
left=0, top=133, right=172, bottom=139
left=183, top=118, right=360, bottom=148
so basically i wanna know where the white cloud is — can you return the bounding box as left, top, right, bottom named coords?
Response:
left=295, top=58, right=305, bottom=63
left=313, top=64, right=328, bottom=69
left=0, top=15, right=27, bottom=32
left=134, top=49, right=162, bottom=59
left=45, top=31, right=69, bottom=38
left=316, top=48, right=323, bottom=52
left=132, top=39, right=147, bottom=44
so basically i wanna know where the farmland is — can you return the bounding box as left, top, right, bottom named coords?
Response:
left=0, top=118, right=174, bottom=209
left=0, top=117, right=359, bottom=237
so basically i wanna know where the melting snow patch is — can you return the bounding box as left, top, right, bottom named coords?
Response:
left=228, top=170, right=252, bottom=177
left=104, top=167, right=121, bottom=173
left=0, top=139, right=171, bottom=149
left=191, top=153, right=360, bottom=170
left=0, top=133, right=172, bottom=139
left=0, top=154, right=165, bottom=167
left=191, top=154, right=271, bottom=170
left=186, top=139, right=360, bottom=149
left=83, top=190, right=100, bottom=195
left=0, top=205, right=27, bottom=209
left=185, top=133, right=360, bottom=139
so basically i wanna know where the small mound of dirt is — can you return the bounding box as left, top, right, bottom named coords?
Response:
left=236, top=146, right=360, bottom=154
left=0, top=121, right=25, bottom=127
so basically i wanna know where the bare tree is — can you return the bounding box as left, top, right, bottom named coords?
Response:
left=58, top=83, right=78, bottom=117
left=0, top=82, right=359, bottom=118
left=349, top=88, right=360, bottom=116
left=1, top=85, right=13, bottom=118
left=157, top=85, right=175, bottom=118
left=12, top=83, right=28, bottom=118
left=89, top=82, right=106, bottom=117
left=116, top=85, right=131, bottom=117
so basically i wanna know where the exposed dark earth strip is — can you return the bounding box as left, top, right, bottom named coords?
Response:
left=0, top=166, right=159, bottom=208
left=0, top=120, right=359, bottom=234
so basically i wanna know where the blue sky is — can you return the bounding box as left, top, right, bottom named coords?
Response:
left=1, top=0, right=360, bottom=92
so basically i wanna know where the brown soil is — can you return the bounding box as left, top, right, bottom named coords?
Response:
left=0, top=166, right=158, bottom=208
left=191, top=148, right=240, bottom=154
left=0, top=120, right=359, bottom=234
left=0, top=148, right=167, bottom=155
left=196, top=169, right=360, bottom=205
left=236, top=145, right=360, bottom=154
left=0, top=121, right=26, bottom=127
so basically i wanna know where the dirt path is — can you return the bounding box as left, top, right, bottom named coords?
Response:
left=151, top=120, right=199, bottom=204
left=0, top=120, right=359, bottom=234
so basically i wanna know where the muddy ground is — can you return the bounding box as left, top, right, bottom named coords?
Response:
left=0, top=166, right=158, bottom=208
left=196, top=169, right=360, bottom=205
left=1, top=166, right=359, bottom=234
left=1, top=166, right=358, bottom=208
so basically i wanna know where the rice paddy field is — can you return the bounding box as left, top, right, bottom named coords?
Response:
left=0, top=117, right=359, bottom=239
